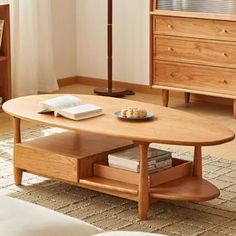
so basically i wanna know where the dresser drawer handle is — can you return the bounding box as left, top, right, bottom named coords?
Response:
left=168, top=47, right=173, bottom=51
left=168, top=24, right=173, bottom=29
left=223, top=80, right=228, bottom=84
left=222, top=29, right=228, bottom=33
left=222, top=52, right=227, bottom=56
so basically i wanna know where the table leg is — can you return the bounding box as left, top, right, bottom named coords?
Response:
left=13, top=117, right=23, bottom=185
left=138, top=143, right=150, bottom=220
left=184, top=92, right=190, bottom=104
left=233, top=99, right=236, bottom=119
left=193, top=146, right=202, bottom=177
left=162, top=89, right=169, bottom=107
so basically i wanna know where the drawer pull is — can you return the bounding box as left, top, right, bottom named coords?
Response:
left=168, top=47, right=173, bottom=51
left=168, top=24, right=173, bottom=29
left=222, top=52, right=227, bottom=56
left=223, top=79, right=228, bottom=84
left=222, top=29, right=228, bottom=33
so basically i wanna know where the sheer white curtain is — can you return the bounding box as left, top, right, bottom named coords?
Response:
left=0, top=0, right=59, bottom=97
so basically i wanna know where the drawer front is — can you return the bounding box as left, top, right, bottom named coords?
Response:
left=153, top=61, right=236, bottom=96
left=154, top=36, right=236, bottom=69
left=15, top=144, right=78, bottom=183
left=153, top=15, right=236, bottom=42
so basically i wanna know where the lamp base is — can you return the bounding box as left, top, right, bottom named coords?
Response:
left=94, top=87, right=127, bottom=97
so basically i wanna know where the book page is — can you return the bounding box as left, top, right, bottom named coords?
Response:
left=57, top=104, right=103, bottom=120
left=39, top=95, right=82, bottom=112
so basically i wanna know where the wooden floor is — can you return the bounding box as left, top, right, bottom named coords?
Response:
left=1, top=83, right=236, bottom=161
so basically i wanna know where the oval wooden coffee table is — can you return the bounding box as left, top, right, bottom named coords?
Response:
left=3, top=94, right=235, bottom=220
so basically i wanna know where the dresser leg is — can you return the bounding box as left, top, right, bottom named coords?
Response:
left=162, top=89, right=169, bottom=107
left=184, top=92, right=190, bottom=104
left=233, top=99, right=236, bottom=119
left=193, top=146, right=202, bottom=177
left=13, top=117, right=23, bottom=185
left=138, top=143, right=150, bottom=220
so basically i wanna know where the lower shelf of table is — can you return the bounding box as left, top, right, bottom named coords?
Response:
left=150, top=176, right=220, bottom=201
left=79, top=175, right=220, bottom=202
left=14, top=131, right=220, bottom=203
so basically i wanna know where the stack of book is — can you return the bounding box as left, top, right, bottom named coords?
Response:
left=108, top=146, right=172, bottom=173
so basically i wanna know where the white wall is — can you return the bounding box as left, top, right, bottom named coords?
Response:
left=76, top=0, right=150, bottom=85
left=51, top=0, right=77, bottom=79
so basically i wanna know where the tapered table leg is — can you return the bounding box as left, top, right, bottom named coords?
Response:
left=138, top=143, right=150, bottom=220
left=233, top=99, right=236, bottom=119
left=13, top=117, right=23, bottom=185
left=162, top=89, right=169, bottom=107
left=193, top=146, right=202, bottom=177
left=184, top=92, right=190, bottom=104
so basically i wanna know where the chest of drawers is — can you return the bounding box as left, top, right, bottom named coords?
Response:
left=151, top=14, right=236, bottom=118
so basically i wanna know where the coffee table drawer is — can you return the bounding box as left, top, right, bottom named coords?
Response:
left=154, top=61, right=236, bottom=96
left=15, top=144, right=78, bottom=183
left=154, top=35, right=236, bottom=69
left=153, top=15, right=236, bottom=42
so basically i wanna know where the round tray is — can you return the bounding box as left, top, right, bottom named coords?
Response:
left=114, top=111, right=154, bottom=121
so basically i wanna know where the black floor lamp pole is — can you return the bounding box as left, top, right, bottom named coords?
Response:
left=94, top=0, right=127, bottom=97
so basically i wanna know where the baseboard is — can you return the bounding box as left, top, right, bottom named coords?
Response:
left=57, top=76, right=78, bottom=87
left=76, top=76, right=164, bottom=95
left=58, top=76, right=232, bottom=106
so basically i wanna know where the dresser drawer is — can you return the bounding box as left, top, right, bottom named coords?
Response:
left=153, top=15, right=236, bottom=42
left=154, top=36, right=236, bottom=69
left=153, top=61, right=236, bottom=96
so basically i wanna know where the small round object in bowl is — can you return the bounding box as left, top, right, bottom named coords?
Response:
left=120, top=108, right=147, bottom=119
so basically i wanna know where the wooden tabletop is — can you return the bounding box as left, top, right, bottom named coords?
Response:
left=3, top=94, right=235, bottom=146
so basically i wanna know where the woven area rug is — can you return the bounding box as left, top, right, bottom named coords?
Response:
left=0, top=126, right=236, bottom=236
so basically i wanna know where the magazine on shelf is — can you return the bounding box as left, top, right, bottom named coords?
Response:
left=0, top=20, right=4, bottom=50
left=108, top=146, right=171, bottom=165
left=39, top=95, right=103, bottom=121
left=109, top=158, right=172, bottom=173
left=108, top=146, right=172, bottom=173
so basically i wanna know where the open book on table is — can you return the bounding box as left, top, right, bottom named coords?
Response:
left=39, top=95, right=103, bottom=121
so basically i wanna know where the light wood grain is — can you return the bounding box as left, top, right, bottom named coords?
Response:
left=94, top=162, right=140, bottom=185
left=13, top=117, right=22, bottom=185
left=94, top=158, right=192, bottom=187
left=234, top=100, right=236, bottom=119
left=154, top=61, right=236, bottom=96
left=184, top=93, right=190, bottom=104
left=14, top=131, right=133, bottom=182
left=0, top=4, right=11, bottom=102
left=138, top=143, right=149, bottom=220
left=153, top=15, right=236, bottom=41
left=162, top=89, right=169, bottom=107
left=15, top=144, right=79, bottom=183
left=21, top=131, right=133, bottom=159
left=149, top=158, right=192, bottom=187
left=150, top=176, right=220, bottom=201
left=79, top=177, right=138, bottom=195
left=154, top=35, right=236, bottom=69
left=3, top=94, right=235, bottom=146
left=150, top=7, right=236, bottom=117
left=193, top=146, right=202, bottom=177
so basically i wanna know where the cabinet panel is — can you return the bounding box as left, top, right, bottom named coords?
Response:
left=154, top=61, right=236, bottom=96
left=154, top=35, right=236, bottom=69
left=153, top=15, right=236, bottom=42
